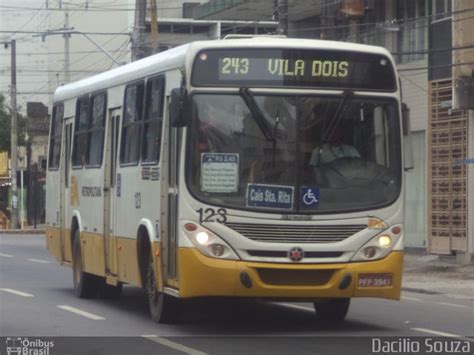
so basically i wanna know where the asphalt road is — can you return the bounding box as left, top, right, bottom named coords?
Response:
left=1, top=233, right=473, bottom=355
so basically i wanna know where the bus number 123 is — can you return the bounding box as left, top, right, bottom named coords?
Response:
left=197, top=208, right=227, bottom=223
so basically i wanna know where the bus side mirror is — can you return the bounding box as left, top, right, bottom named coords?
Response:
left=170, top=87, right=190, bottom=127
left=402, top=103, right=414, bottom=171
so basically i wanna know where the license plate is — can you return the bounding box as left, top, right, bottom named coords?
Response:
left=358, top=273, right=393, bottom=287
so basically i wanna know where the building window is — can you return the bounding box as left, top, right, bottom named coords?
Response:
left=433, top=0, right=452, bottom=20
left=48, top=103, right=63, bottom=170
left=87, top=93, right=106, bottom=166
left=396, top=0, right=429, bottom=63
left=72, top=96, right=90, bottom=167
left=142, top=76, right=165, bottom=163
left=120, top=82, right=144, bottom=165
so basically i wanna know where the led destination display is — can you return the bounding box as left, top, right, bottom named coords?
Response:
left=192, top=48, right=396, bottom=91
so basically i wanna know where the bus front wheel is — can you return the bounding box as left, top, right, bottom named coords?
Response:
left=313, top=298, right=350, bottom=323
left=72, top=230, right=100, bottom=298
left=146, top=256, right=178, bottom=323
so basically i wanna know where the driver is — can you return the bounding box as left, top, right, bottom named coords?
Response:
left=309, top=124, right=360, bottom=166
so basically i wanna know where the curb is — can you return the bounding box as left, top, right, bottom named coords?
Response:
left=0, top=229, right=45, bottom=235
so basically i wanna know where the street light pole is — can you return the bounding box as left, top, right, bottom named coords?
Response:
left=10, top=39, right=19, bottom=229
left=277, top=0, right=288, bottom=36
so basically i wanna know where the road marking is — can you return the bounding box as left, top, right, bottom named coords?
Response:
left=412, top=328, right=473, bottom=342
left=142, top=335, right=207, bottom=355
left=401, top=296, right=422, bottom=301
left=0, top=288, right=34, bottom=297
left=435, top=302, right=469, bottom=309
left=57, top=305, right=105, bottom=320
left=0, top=253, right=13, bottom=258
left=281, top=303, right=313, bottom=311
left=27, top=258, right=51, bottom=264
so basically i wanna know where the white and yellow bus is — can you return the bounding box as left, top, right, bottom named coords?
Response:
left=46, top=37, right=411, bottom=323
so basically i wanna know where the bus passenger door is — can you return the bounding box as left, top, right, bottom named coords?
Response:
left=60, top=121, right=72, bottom=263
left=161, top=96, right=179, bottom=285
left=103, top=108, right=121, bottom=277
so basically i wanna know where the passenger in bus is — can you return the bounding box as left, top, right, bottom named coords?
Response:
left=195, top=102, right=229, bottom=152
left=309, top=124, right=360, bottom=166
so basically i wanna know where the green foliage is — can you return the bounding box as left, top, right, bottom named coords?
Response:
left=0, top=94, right=27, bottom=153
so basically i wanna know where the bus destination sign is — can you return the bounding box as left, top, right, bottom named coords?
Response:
left=192, top=48, right=396, bottom=91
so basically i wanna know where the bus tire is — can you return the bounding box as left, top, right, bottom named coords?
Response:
left=146, top=255, right=178, bottom=323
left=313, top=298, right=350, bottom=323
left=98, top=281, right=122, bottom=299
left=72, top=229, right=100, bottom=299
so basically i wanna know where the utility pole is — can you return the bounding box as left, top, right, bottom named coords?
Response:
left=64, top=11, right=71, bottom=83
left=10, top=39, right=19, bottom=229
left=150, top=0, right=159, bottom=54
left=277, top=0, right=288, bottom=36
left=133, top=0, right=147, bottom=61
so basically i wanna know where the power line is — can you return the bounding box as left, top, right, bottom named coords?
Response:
left=291, top=7, right=474, bottom=33
left=392, top=44, right=474, bottom=56
left=8, top=4, right=45, bottom=37
left=0, top=91, right=55, bottom=95
left=0, top=30, right=131, bottom=36
left=0, top=5, right=182, bottom=12
left=398, top=61, right=474, bottom=72
left=27, top=24, right=132, bottom=94
left=0, top=49, right=125, bottom=56
left=0, top=69, right=102, bottom=73
left=398, top=72, right=428, bottom=94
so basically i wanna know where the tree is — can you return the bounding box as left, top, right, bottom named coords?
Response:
left=0, top=94, right=27, bottom=153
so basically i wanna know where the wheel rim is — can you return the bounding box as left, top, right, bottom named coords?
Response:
left=147, top=262, right=158, bottom=304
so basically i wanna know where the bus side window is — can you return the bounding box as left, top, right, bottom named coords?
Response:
left=120, top=82, right=144, bottom=165
left=48, top=103, right=64, bottom=170
left=72, top=96, right=90, bottom=167
left=87, top=92, right=107, bottom=167
left=142, top=75, right=165, bottom=164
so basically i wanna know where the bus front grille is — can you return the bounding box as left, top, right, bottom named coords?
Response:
left=225, top=223, right=366, bottom=243
left=247, top=250, right=343, bottom=258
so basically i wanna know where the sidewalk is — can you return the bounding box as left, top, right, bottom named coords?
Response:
left=0, top=224, right=46, bottom=234
left=403, top=251, right=474, bottom=299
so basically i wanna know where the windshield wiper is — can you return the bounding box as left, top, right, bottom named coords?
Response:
left=320, top=90, right=353, bottom=144
left=239, top=87, right=274, bottom=142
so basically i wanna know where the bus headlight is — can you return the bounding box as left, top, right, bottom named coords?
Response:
left=351, top=227, right=402, bottom=262
left=378, top=235, right=392, bottom=248
left=182, top=222, right=239, bottom=260
left=196, top=232, right=209, bottom=245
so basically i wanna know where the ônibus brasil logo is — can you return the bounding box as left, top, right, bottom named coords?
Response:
left=5, top=337, right=54, bottom=355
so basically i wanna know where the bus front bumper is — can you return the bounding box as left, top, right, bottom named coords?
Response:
left=176, top=248, right=403, bottom=300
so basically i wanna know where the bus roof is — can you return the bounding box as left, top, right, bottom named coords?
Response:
left=53, top=37, right=394, bottom=102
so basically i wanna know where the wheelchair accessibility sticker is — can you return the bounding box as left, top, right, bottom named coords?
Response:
left=300, top=186, right=320, bottom=208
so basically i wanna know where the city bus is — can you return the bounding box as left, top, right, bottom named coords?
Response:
left=45, top=37, right=411, bottom=323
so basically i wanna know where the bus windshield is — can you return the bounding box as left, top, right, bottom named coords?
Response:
left=186, top=93, right=401, bottom=213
